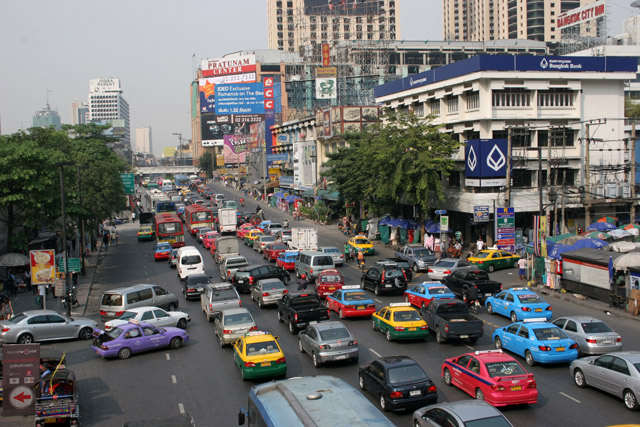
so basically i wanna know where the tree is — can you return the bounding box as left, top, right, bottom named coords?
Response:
left=198, top=150, right=214, bottom=178
left=626, top=99, right=640, bottom=120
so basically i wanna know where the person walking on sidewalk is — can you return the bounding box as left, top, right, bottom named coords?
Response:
left=1, top=296, right=14, bottom=320
left=518, top=257, right=528, bottom=281
left=111, top=226, right=118, bottom=246
left=102, top=231, right=110, bottom=251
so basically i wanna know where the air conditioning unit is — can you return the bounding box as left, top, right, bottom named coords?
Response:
left=621, top=183, right=631, bottom=198
left=605, top=183, right=618, bottom=198
left=593, top=184, right=604, bottom=199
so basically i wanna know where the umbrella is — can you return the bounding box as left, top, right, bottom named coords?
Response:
left=613, top=252, right=640, bottom=270
left=572, top=238, right=609, bottom=249
left=557, top=235, right=587, bottom=245
left=0, top=252, right=29, bottom=267
left=583, top=231, right=611, bottom=240
left=597, top=216, right=618, bottom=224
left=586, top=222, right=617, bottom=232
left=606, top=229, right=633, bottom=239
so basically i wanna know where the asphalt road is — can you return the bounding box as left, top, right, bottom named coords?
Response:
left=35, top=183, right=640, bottom=427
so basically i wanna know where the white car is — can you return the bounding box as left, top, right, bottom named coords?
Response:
left=104, top=306, right=191, bottom=331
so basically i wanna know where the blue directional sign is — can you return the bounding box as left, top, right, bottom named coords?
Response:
left=435, top=209, right=447, bottom=215
left=495, top=207, right=516, bottom=252
left=473, top=206, right=490, bottom=223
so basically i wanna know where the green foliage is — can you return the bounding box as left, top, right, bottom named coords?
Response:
left=626, top=99, right=640, bottom=120
left=198, top=151, right=214, bottom=178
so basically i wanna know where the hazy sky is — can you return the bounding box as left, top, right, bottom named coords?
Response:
left=0, top=1, right=637, bottom=156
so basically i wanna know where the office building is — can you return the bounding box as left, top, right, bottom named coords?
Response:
left=88, top=78, right=130, bottom=147
left=32, top=103, right=61, bottom=129
left=135, top=127, right=153, bottom=154
left=70, top=101, right=89, bottom=125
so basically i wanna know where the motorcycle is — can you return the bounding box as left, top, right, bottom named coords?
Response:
left=61, top=286, right=79, bottom=310
left=240, top=198, right=245, bottom=207
left=469, top=299, right=481, bottom=315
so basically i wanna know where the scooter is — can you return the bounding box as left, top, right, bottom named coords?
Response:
left=61, top=286, right=79, bottom=310
left=469, top=299, right=481, bottom=315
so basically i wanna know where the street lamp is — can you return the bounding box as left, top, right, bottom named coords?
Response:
left=56, top=161, right=75, bottom=316
left=78, top=165, right=89, bottom=276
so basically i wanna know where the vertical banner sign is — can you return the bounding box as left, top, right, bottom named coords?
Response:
left=2, top=344, right=40, bottom=416
left=316, top=67, right=337, bottom=100
left=322, top=43, right=330, bottom=67
left=540, top=216, right=548, bottom=258
left=440, top=216, right=449, bottom=232
left=30, top=250, right=56, bottom=285
left=495, top=207, right=515, bottom=253
left=263, top=77, right=274, bottom=111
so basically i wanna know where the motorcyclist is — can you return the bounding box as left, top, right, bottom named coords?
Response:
left=464, top=286, right=479, bottom=308
left=296, top=274, right=309, bottom=290
left=282, top=219, right=289, bottom=230
left=239, top=197, right=245, bottom=206
left=357, top=250, right=365, bottom=269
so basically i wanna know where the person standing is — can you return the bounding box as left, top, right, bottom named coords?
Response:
left=102, top=231, right=110, bottom=252
left=476, top=237, right=484, bottom=254
left=0, top=296, right=13, bottom=320
left=111, top=226, right=118, bottom=246
left=24, top=270, right=31, bottom=293
left=344, top=243, right=350, bottom=263
left=518, top=257, right=528, bottom=281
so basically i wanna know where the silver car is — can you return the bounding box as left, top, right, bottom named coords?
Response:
left=250, top=278, right=287, bottom=308
left=275, top=230, right=292, bottom=243
left=201, top=283, right=241, bottom=321
left=213, top=307, right=256, bottom=347
left=219, top=255, right=249, bottom=281
left=0, top=310, right=97, bottom=344
left=571, top=351, right=640, bottom=411
left=254, top=235, right=276, bottom=253
left=104, top=306, right=191, bottom=331
left=413, top=401, right=513, bottom=427
left=320, top=246, right=345, bottom=267
left=297, top=321, right=359, bottom=367
left=552, top=316, right=622, bottom=356
left=426, top=258, right=470, bottom=281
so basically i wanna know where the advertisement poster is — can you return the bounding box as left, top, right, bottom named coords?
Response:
left=1, top=344, right=40, bottom=416
left=215, top=83, right=265, bottom=115
left=495, top=207, right=516, bottom=253
left=199, top=73, right=256, bottom=113
left=30, top=250, right=55, bottom=284
left=223, top=134, right=248, bottom=164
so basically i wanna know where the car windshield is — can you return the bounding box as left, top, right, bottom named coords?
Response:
left=464, top=416, right=513, bottom=427
left=518, top=294, right=542, bottom=303
left=227, top=258, right=248, bottom=267
left=395, top=261, right=410, bottom=269
left=486, top=361, right=527, bottom=377
left=182, top=255, right=202, bottom=265
left=344, top=291, right=368, bottom=301
left=235, top=271, right=250, bottom=279
left=118, top=311, right=138, bottom=321
left=198, top=228, right=212, bottom=235
left=157, top=244, right=171, bottom=250
left=269, top=223, right=281, bottom=228
left=313, top=256, right=334, bottom=266
left=319, top=327, right=350, bottom=341
left=429, top=287, right=451, bottom=295
left=474, top=252, right=491, bottom=259
left=581, top=321, right=613, bottom=333
left=465, top=271, right=489, bottom=280
left=107, top=327, right=125, bottom=340
left=189, top=276, right=210, bottom=285
left=323, top=248, right=339, bottom=254
left=246, top=340, right=280, bottom=356
left=413, top=249, right=433, bottom=257
left=435, top=260, right=456, bottom=268
left=212, top=288, right=238, bottom=301
left=8, top=313, right=27, bottom=324
left=533, top=327, right=567, bottom=340
left=320, top=275, right=342, bottom=283
left=101, top=294, right=123, bottom=306
left=225, top=313, right=253, bottom=325
left=261, top=236, right=275, bottom=242
left=388, top=364, right=428, bottom=384
left=262, top=281, right=285, bottom=290
left=393, top=310, right=422, bottom=322
left=271, top=244, right=287, bottom=250
left=354, top=238, right=371, bottom=245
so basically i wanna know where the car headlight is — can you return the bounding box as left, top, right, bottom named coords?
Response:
left=417, top=260, right=426, bottom=265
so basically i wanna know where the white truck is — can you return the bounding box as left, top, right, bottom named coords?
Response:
left=218, top=208, right=237, bottom=234
left=214, top=236, right=240, bottom=264
left=288, top=227, right=318, bottom=251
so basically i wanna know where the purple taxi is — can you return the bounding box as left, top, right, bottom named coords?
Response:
left=91, top=320, right=189, bottom=360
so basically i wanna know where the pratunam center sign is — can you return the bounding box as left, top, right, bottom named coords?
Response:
left=557, top=1, right=605, bottom=30
left=201, top=54, right=256, bottom=77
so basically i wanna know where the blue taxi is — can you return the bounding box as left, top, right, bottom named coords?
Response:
left=154, top=242, right=173, bottom=261
left=326, top=286, right=376, bottom=318
left=492, top=319, right=578, bottom=366
left=404, top=282, right=456, bottom=309
left=485, top=287, right=552, bottom=323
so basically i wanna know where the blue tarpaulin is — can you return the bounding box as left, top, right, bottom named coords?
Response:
left=587, top=222, right=617, bottom=232
left=285, top=195, right=302, bottom=203
left=274, top=192, right=285, bottom=199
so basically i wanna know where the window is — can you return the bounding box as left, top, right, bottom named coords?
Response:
left=466, top=92, right=479, bottom=110
left=492, top=89, right=531, bottom=107
left=538, top=89, right=574, bottom=107
left=538, top=129, right=575, bottom=147
left=446, top=97, right=459, bottom=114
left=565, top=320, right=577, bottom=332
left=413, top=103, right=425, bottom=116
left=430, top=100, right=440, bottom=116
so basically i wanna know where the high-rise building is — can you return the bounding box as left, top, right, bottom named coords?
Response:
left=70, top=100, right=89, bottom=125
left=135, top=127, right=153, bottom=154
left=443, top=0, right=599, bottom=43
left=88, top=78, right=130, bottom=147
left=267, top=0, right=399, bottom=53
left=32, top=103, right=61, bottom=129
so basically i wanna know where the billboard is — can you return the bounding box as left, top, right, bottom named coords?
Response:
left=304, top=0, right=381, bottom=15
left=199, top=73, right=257, bottom=113
left=465, top=139, right=509, bottom=187
left=215, top=83, right=265, bottom=115
left=201, top=54, right=256, bottom=77
left=89, top=78, right=121, bottom=93
left=223, top=134, right=248, bottom=164
left=202, top=114, right=263, bottom=147
left=30, top=250, right=55, bottom=284
left=557, top=1, right=605, bottom=30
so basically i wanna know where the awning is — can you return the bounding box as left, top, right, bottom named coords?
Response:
left=265, top=181, right=280, bottom=189
left=301, top=189, right=340, bottom=200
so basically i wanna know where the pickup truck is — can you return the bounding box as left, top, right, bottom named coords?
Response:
left=219, top=255, right=249, bottom=281
left=213, top=236, right=240, bottom=264
left=442, top=267, right=502, bottom=301
left=276, top=292, right=330, bottom=335
left=421, top=299, right=484, bottom=344
left=394, top=245, right=438, bottom=272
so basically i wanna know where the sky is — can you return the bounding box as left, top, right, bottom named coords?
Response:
left=0, top=1, right=637, bottom=156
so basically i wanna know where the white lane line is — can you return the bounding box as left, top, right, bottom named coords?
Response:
left=370, top=348, right=382, bottom=358
left=166, top=353, right=171, bottom=360
left=171, top=375, right=177, bottom=384
left=559, top=392, right=581, bottom=403
left=374, top=299, right=382, bottom=303
left=178, top=403, right=185, bottom=414
left=464, top=344, right=474, bottom=350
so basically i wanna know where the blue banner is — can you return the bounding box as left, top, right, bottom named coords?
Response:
left=267, top=153, right=288, bottom=162
left=465, top=139, right=508, bottom=178
left=215, top=83, right=265, bottom=115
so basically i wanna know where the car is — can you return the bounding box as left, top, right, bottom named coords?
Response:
left=253, top=235, right=276, bottom=253
left=371, top=303, right=429, bottom=341
left=250, top=278, right=288, bottom=308
left=276, top=251, right=299, bottom=271
left=326, top=285, right=376, bottom=318
left=297, top=321, right=359, bottom=367
left=375, top=258, right=414, bottom=281
left=427, top=258, right=470, bottom=281
left=486, top=287, right=552, bottom=323
left=182, top=273, right=212, bottom=300
left=236, top=223, right=255, bottom=239
left=233, top=331, right=287, bottom=380
left=319, top=246, right=344, bottom=266
left=552, top=316, right=622, bottom=356
left=413, top=401, right=514, bottom=427
left=256, top=220, right=272, bottom=233
left=203, top=231, right=221, bottom=249
left=263, top=222, right=283, bottom=236
left=219, top=255, right=249, bottom=281
left=232, top=264, right=291, bottom=293
left=213, top=307, right=257, bottom=347
left=468, top=249, right=520, bottom=272
left=493, top=318, right=579, bottom=366
left=196, top=227, right=214, bottom=243
left=201, top=283, right=242, bottom=321
left=91, top=321, right=189, bottom=360
left=358, top=355, right=437, bottom=412
left=314, top=269, right=345, bottom=298
left=263, top=242, right=288, bottom=262
left=348, top=236, right=375, bottom=255
left=0, top=310, right=97, bottom=344
left=154, top=242, right=172, bottom=261
left=244, top=229, right=264, bottom=246
left=361, top=264, right=408, bottom=296
left=403, top=282, right=456, bottom=309
left=441, top=349, right=538, bottom=406
left=274, top=229, right=292, bottom=243
left=104, top=306, right=191, bottom=331
left=570, top=351, right=640, bottom=411
left=137, top=225, right=155, bottom=242
left=168, top=248, right=179, bottom=268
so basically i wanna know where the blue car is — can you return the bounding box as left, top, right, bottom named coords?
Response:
left=485, top=287, right=552, bottom=323
left=493, top=319, right=578, bottom=366
left=154, top=242, right=173, bottom=261
left=326, top=285, right=377, bottom=318
left=403, top=282, right=456, bottom=309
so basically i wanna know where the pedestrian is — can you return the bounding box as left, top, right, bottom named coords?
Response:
left=518, top=257, right=528, bottom=281
left=102, top=231, right=110, bottom=252
left=296, top=274, right=309, bottom=291
left=453, top=240, right=462, bottom=258
left=111, top=227, right=118, bottom=246
left=24, top=270, right=31, bottom=293
left=344, top=243, right=350, bottom=262
left=91, top=233, right=97, bottom=253
left=476, top=236, right=484, bottom=254
left=349, top=246, right=355, bottom=263
left=0, top=296, right=13, bottom=320
left=6, top=271, right=16, bottom=296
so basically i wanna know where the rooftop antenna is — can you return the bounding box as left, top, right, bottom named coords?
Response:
left=46, top=89, right=52, bottom=109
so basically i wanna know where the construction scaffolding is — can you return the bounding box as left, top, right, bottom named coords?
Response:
left=558, top=2, right=608, bottom=55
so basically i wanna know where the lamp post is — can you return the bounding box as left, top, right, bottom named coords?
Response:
left=78, top=165, right=89, bottom=276
left=56, top=161, right=75, bottom=316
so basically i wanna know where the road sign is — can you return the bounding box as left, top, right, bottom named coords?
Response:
left=121, top=173, right=135, bottom=194
left=57, top=257, right=81, bottom=273
left=435, top=209, right=447, bottom=215
left=473, top=206, right=490, bottom=223
left=440, top=216, right=449, bottom=232
left=9, top=386, right=34, bottom=409
left=495, top=207, right=516, bottom=251
left=2, top=344, right=40, bottom=416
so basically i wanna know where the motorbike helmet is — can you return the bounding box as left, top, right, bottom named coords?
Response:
left=300, top=274, right=306, bottom=279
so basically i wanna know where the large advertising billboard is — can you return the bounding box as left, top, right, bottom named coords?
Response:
left=202, top=114, right=263, bottom=147
left=465, top=139, right=509, bottom=187
left=199, top=73, right=256, bottom=113
left=304, top=0, right=381, bottom=15
left=557, top=0, right=605, bottom=30
left=30, top=250, right=55, bottom=284
left=223, top=134, right=248, bottom=164
left=215, top=83, right=265, bottom=115
left=201, top=54, right=256, bottom=77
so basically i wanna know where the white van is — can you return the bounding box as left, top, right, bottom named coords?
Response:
left=177, top=246, right=204, bottom=281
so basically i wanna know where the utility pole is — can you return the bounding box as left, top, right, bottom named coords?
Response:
left=505, top=127, right=512, bottom=207
left=56, top=161, right=75, bottom=316
left=631, top=122, right=637, bottom=222
left=585, top=123, right=591, bottom=226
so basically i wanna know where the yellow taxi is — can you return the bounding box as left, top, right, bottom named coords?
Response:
left=233, top=331, right=287, bottom=380
left=348, top=235, right=375, bottom=255
left=371, top=302, right=429, bottom=341
left=244, top=229, right=264, bottom=246
left=468, top=249, right=520, bottom=273
left=180, top=188, right=192, bottom=197
left=137, top=225, right=155, bottom=242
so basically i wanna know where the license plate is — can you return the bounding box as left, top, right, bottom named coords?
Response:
left=196, top=287, right=204, bottom=292
left=409, top=390, right=421, bottom=396
left=511, top=386, right=522, bottom=391
left=385, top=284, right=391, bottom=288
left=336, top=355, right=347, bottom=360
left=329, top=287, right=335, bottom=291
left=460, top=334, right=469, bottom=339
left=357, top=306, right=365, bottom=310
left=261, top=362, right=271, bottom=367
left=409, top=327, right=417, bottom=331
left=556, top=347, right=565, bottom=352
left=602, top=339, right=613, bottom=345
left=485, top=293, right=492, bottom=297
left=535, top=308, right=543, bottom=312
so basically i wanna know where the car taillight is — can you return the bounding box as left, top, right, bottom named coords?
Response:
left=569, top=343, right=578, bottom=349
left=444, top=324, right=449, bottom=333
left=100, top=310, right=107, bottom=316
left=546, top=306, right=552, bottom=311
left=310, top=268, right=314, bottom=274
left=348, top=340, right=357, bottom=346
left=223, top=329, right=233, bottom=334
left=586, top=338, right=597, bottom=344
left=394, top=326, right=404, bottom=331
left=100, top=345, right=109, bottom=350
left=617, top=337, right=622, bottom=342
left=390, top=391, right=403, bottom=399
left=187, top=288, right=195, bottom=293
left=244, top=362, right=255, bottom=367
left=491, top=384, right=505, bottom=391
left=527, top=381, right=537, bottom=389
left=319, top=344, right=331, bottom=349
left=428, top=268, right=434, bottom=273
left=239, top=300, right=242, bottom=307
left=115, top=311, right=124, bottom=317
left=263, top=292, right=270, bottom=297
left=327, top=310, right=330, bottom=318
left=283, top=290, right=289, bottom=294
left=209, top=304, right=213, bottom=310
left=294, top=313, right=298, bottom=322
left=402, top=271, right=407, bottom=280
left=477, top=261, right=484, bottom=264
left=276, top=357, right=286, bottom=363
left=522, top=307, right=531, bottom=312
left=420, top=325, right=428, bottom=330
left=2, top=327, right=11, bottom=332
left=249, top=277, right=254, bottom=284
left=249, top=326, right=258, bottom=331
left=428, top=385, right=437, bottom=393
left=538, top=345, right=551, bottom=351
left=443, top=270, right=451, bottom=275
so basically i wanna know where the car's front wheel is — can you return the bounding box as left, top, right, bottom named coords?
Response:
left=79, top=327, right=93, bottom=340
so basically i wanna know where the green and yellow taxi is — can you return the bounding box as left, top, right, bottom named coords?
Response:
left=137, top=225, right=155, bottom=242
left=244, top=229, right=264, bottom=246
left=348, top=236, right=375, bottom=255
left=371, top=303, right=429, bottom=341
left=233, top=331, right=287, bottom=381
left=468, top=249, right=520, bottom=273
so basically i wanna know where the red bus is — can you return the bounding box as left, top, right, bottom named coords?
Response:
left=184, top=204, right=214, bottom=236
left=154, top=213, right=185, bottom=248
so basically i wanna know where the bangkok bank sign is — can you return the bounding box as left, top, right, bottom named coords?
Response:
left=201, top=54, right=256, bottom=77
left=557, top=1, right=605, bottom=30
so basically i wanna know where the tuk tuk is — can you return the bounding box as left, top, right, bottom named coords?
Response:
left=35, top=368, right=79, bottom=426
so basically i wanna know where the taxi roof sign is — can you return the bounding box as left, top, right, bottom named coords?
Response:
left=389, top=302, right=412, bottom=307
left=510, top=287, right=530, bottom=292
left=474, top=349, right=503, bottom=355
left=522, top=318, right=548, bottom=323
left=245, top=331, right=270, bottom=336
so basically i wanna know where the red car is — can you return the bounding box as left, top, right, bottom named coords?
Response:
left=325, top=285, right=376, bottom=318
left=442, top=349, right=538, bottom=406
left=236, top=223, right=255, bottom=239
left=314, top=269, right=345, bottom=298
left=276, top=251, right=299, bottom=271
left=203, top=231, right=221, bottom=249
left=263, top=242, right=289, bottom=262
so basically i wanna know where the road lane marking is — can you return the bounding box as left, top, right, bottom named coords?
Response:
left=464, top=344, right=474, bottom=350
left=370, top=348, right=382, bottom=358
left=559, top=392, right=581, bottom=403
left=171, top=375, right=177, bottom=384
left=166, top=353, right=171, bottom=360
left=374, top=299, right=382, bottom=303
left=178, top=403, right=185, bottom=414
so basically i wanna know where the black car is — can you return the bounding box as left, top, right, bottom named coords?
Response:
left=182, top=273, right=212, bottom=300
left=358, top=356, right=438, bottom=412
left=375, top=258, right=413, bottom=282
left=361, top=264, right=408, bottom=296
left=232, top=264, right=290, bottom=293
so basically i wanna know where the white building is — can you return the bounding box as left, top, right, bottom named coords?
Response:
left=88, top=78, right=130, bottom=147
left=375, top=55, right=636, bottom=244
left=135, top=127, right=153, bottom=154
left=70, top=100, right=89, bottom=125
